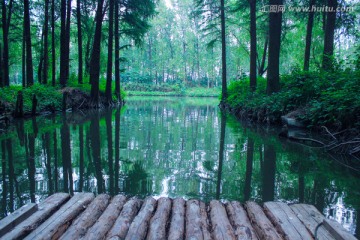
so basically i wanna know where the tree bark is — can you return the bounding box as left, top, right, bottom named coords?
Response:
left=90, top=0, right=105, bottom=106
left=249, top=0, right=257, bottom=91
left=220, top=0, right=227, bottom=101
left=76, top=0, right=83, bottom=84
left=43, top=0, right=49, bottom=84
left=60, top=0, right=67, bottom=87
left=322, top=0, right=337, bottom=71
left=1, top=0, right=13, bottom=86
left=266, top=0, right=283, bottom=95
left=304, top=0, right=316, bottom=71
left=105, top=0, right=114, bottom=104
left=24, top=0, right=34, bottom=86
left=114, top=0, right=121, bottom=101
left=51, top=0, right=56, bottom=86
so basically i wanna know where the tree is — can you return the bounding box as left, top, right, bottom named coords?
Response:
left=322, top=0, right=338, bottom=71
left=43, top=0, right=49, bottom=84
left=105, top=0, right=115, bottom=104
left=114, top=0, right=121, bottom=101
left=1, top=0, right=13, bottom=87
left=89, top=0, right=105, bottom=105
left=76, top=0, right=83, bottom=84
left=24, top=0, right=34, bottom=86
left=59, top=0, right=71, bottom=87
left=220, top=0, right=227, bottom=101
left=304, top=0, right=316, bottom=71
left=266, top=0, right=283, bottom=95
left=249, top=0, right=257, bottom=91
left=51, top=0, right=56, bottom=86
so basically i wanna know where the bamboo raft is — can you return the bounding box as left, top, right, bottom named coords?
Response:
left=0, top=193, right=356, bottom=240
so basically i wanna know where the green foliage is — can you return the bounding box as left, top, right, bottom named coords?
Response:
left=225, top=71, right=360, bottom=129
left=0, top=84, right=63, bottom=113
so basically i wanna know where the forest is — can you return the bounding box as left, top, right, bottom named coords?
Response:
left=0, top=0, right=360, bottom=238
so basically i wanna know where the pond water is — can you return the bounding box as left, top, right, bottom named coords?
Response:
left=0, top=96, right=359, bottom=236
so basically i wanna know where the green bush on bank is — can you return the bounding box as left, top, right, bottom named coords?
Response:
left=225, top=70, right=360, bottom=129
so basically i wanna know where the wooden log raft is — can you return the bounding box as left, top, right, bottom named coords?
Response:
left=106, top=198, right=143, bottom=240
left=83, top=195, right=127, bottom=240
left=168, top=198, right=186, bottom=240
left=245, top=201, right=282, bottom=240
left=24, top=193, right=94, bottom=240
left=60, top=194, right=111, bottom=240
left=2, top=193, right=70, bottom=240
left=125, top=197, right=157, bottom=240
left=263, top=202, right=313, bottom=240
left=225, top=201, right=258, bottom=240
left=210, top=200, right=236, bottom=240
left=186, top=199, right=211, bottom=240
left=147, top=197, right=172, bottom=240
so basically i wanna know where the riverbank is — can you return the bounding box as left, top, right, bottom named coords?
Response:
left=0, top=82, right=125, bottom=124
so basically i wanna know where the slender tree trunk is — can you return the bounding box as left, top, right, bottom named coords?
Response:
left=60, top=0, right=67, bottom=87
left=51, top=0, right=56, bottom=86
left=65, top=0, right=71, bottom=83
left=114, top=0, right=121, bottom=101
left=249, top=0, right=257, bottom=91
left=90, top=0, right=105, bottom=106
left=43, top=0, right=49, bottom=84
left=22, top=34, right=26, bottom=87
left=38, top=31, right=44, bottom=84
left=304, top=0, right=316, bottom=71
left=220, top=0, right=227, bottom=101
left=1, top=0, right=13, bottom=86
left=266, top=0, right=283, bottom=95
left=105, top=0, right=114, bottom=104
left=0, top=40, right=3, bottom=87
left=76, top=0, right=83, bottom=84
left=24, top=0, right=34, bottom=86
left=322, top=0, right=337, bottom=71
left=258, top=34, right=268, bottom=76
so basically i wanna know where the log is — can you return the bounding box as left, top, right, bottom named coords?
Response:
left=125, top=197, right=157, bottom=240
left=0, top=203, right=37, bottom=237
left=244, top=201, right=282, bottom=240
left=60, top=194, right=111, bottom=240
left=146, top=197, right=172, bottom=240
left=168, top=198, right=186, bottom=240
left=210, top=200, right=236, bottom=240
left=263, top=202, right=313, bottom=240
left=322, top=218, right=357, bottom=240
left=106, top=198, right=143, bottom=240
left=199, top=201, right=212, bottom=240
left=225, top=201, right=258, bottom=240
left=83, top=195, right=127, bottom=240
left=24, top=193, right=94, bottom=240
left=2, top=193, right=70, bottom=240
left=290, top=204, right=333, bottom=240
left=185, top=199, right=204, bottom=240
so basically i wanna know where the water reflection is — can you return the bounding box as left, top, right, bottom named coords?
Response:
left=0, top=96, right=359, bottom=236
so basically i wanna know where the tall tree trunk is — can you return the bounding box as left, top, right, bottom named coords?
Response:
left=0, top=40, right=3, bottom=87
left=76, top=0, right=83, bottom=84
left=60, top=0, right=67, bottom=87
left=220, top=0, right=227, bottom=101
left=105, top=0, right=114, bottom=104
left=1, top=0, right=13, bottom=86
left=249, top=0, right=257, bottom=91
left=65, top=0, right=71, bottom=83
left=114, top=0, right=121, bottom=101
left=90, top=0, right=105, bottom=106
left=266, top=0, right=283, bottom=95
left=43, top=0, right=49, bottom=84
left=38, top=31, right=44, bottom=84
left=51, top=0, right=56, bottom=86
left=322, top=0, right=337, bottom=71
left=304, top=0, right=316, bottom=71
left=22, top=34, right=26, bottom=87
left=24, top=0, right=34, bottom=86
